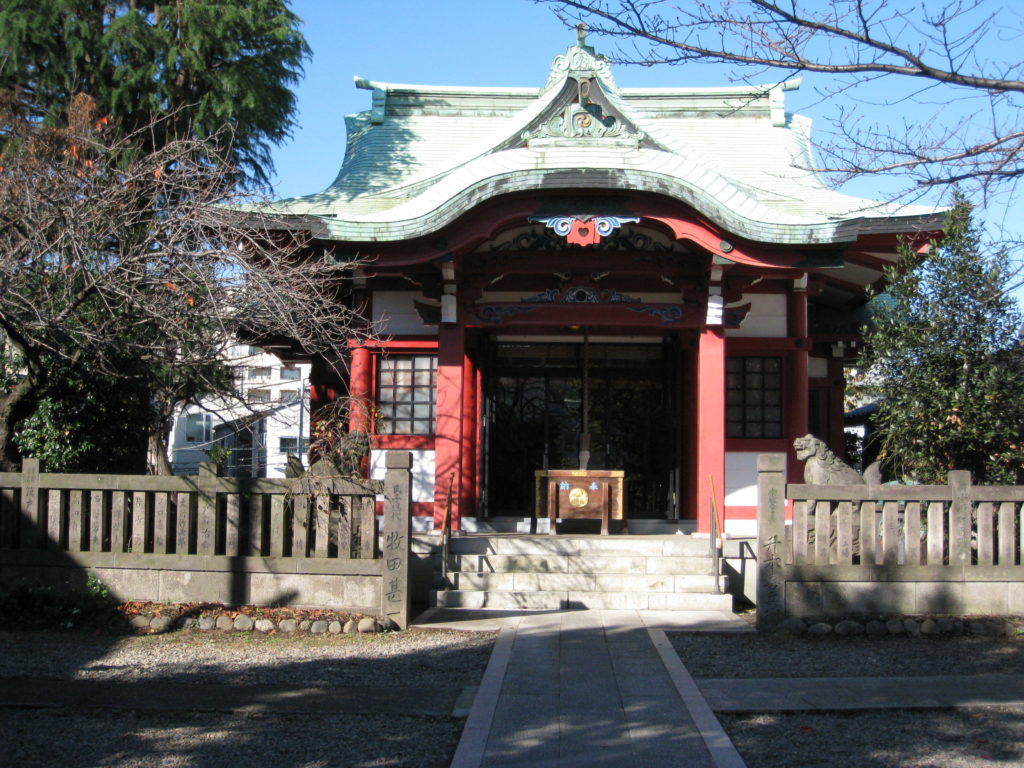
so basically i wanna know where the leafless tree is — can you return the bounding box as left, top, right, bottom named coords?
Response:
left=538, top=1, right=1024, bottom=211
left=0, top=95, right=370, bottom=472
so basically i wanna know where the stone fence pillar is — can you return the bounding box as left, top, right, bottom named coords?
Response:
left=383, top=451, right=412, bottom=629
left=756, top=453, right=786, bottom=631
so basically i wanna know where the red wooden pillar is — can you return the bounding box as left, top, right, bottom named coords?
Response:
left=460, top=348, right=477, bottom=520
left=434, top=323, right=465, bottom=529
left=787, top=281, right=810, bottom=481
left=696, top=326, right=726, bottom=533
left=348, top=344, right=373, bottom=434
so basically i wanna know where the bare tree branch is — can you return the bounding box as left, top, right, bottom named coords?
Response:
left=537, top=0, right=1024, bottom=199
left=0, top=95, right=371, bottom=471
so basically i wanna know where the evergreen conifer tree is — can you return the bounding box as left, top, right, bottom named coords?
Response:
left=859, top=192, right=1024, bottom=483
left=0, top=0, right=309, bottom=186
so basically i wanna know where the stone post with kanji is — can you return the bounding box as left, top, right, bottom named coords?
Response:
left=756, top=453, right=786, bottom=631
left=382, top=451, right=412, bottom=629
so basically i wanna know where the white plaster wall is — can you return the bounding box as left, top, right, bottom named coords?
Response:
left=372, top=291, right=435, bottom=336
left=370, top=449, right=436, bottom=503
left=725, top=451, right=787, bottom=506
left=808, top=356, right=829, bottom=378
left=726, top=293, right=787, bottom=337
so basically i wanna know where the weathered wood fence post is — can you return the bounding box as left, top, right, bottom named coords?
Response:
left=756, top=453, right=786, bottom=631
left=19, top=458, right=42, bottom=548
left=383, top=451, right=412, bottom=630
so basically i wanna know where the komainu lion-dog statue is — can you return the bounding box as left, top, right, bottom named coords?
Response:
left=792, top=434, right=880, bottom=559
left=793, top=434, right=880, bottom=487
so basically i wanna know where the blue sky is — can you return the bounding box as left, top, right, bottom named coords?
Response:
left=269, top=0, right=900, bottom=200
left=268, top=0, right=1016, bottom=253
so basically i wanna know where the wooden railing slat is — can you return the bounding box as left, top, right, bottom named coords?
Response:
left=1001, top=502, right=1019, bottom=566
left=225, top=493, right=241, bottom=557
left=292, top=493, right=309, bottom=558
left=154, top=493, right=169, bottom=555
left=110, top=492, right=126, bottom=553
left=131, top=491, right=147, bottom=554
left=793, top=501, right=808, bottom=565
left=814, top=500, right=832, bottom=565
left=904, top=502, right=922, bottom=566
left=358, top=496, right=376, bottom=559
left=927, top=502, right=945, bottom=565
left=977, top=502, right=995, bottom=566
left=270, top=495, right=285, bottom=557
left=314, top=494, right=330, bottom=559
left=859, top=501, right=876, bottom=566
left=89, top=491, right=105, bottom=553
left=68, top=490, right=84, bottom=553
left=881, top=501, right=900, bottom=565
left=248, top=494, right=264, bottom=557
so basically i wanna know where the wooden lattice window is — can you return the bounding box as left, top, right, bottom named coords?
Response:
left=377, top=354, right=437, bottom=435
left=726, top=356, right=783, bottom=438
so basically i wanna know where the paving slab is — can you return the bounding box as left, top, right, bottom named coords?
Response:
left=414, top=607, right=753, bottom=634
left=451, top=609, right=745, bottom=768
left=699, top=673, right=1024, bottom=712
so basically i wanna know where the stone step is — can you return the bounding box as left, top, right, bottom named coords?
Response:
left=448, top=571, right=724, bottom=593
left=448, top=553, right=715, bottom=576
left=446, top=534, right=714, bottom=558
left=432, top=589, right=733, bottom=611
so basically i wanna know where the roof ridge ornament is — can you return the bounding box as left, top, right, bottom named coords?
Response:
left=542, top=26, right=616, bottom=94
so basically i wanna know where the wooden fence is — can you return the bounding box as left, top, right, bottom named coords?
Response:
left=0, top=452, right=413, bottom=628
left=756, top=454, right=1024, bottom=631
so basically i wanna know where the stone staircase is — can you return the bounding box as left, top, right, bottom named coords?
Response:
left=428, top=534, right=732, bottom=611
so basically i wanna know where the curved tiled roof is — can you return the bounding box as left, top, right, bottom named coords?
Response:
left=258, top=42, right=943, bottom=244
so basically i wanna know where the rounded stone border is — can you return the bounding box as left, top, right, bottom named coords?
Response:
left=117, top=601, right=396, bottom=636
left=776, top=615, right=1020, bottom=638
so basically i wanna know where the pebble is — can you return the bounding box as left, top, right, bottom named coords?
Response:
left=198, top=616, right=216, bottom=631
left=358, top=617, right=378, bottom=634
left=903, top=619, right=921, bottom=636
left=311, top=620, right=328, bottom=634
left=344, top=619, right=357, bottom=634
left=920, top=618, right=940, bottom=635
left=255, top=619, right=275, bottom=633
left=129, top=615, right=151, bottom=630
left=233, top=615, right=254, bottom=632
left=215, top=615, right=234, bottom=631
left=885, top=619, right=905, bottom=635
left=279, top=619, right=297, bottom=633
left=865, top=620, right=888, bottom=637
left=329, top=621, right=342, bottom=634
left=807, top=622, right=833, bottom=636
left=150, top=616, right=174, bottom=633
left=834, top=620, right=864, bottom=636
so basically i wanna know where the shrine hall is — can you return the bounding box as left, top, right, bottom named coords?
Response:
left=256, top=35, right=941, bottom=535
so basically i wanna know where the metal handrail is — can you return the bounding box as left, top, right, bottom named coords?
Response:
left=440, top=472, right=455, bottom=590
left=709, top=474, right=721, bottom=593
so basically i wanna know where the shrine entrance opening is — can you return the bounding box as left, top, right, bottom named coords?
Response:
left=480, top=338, right=682, bottom=520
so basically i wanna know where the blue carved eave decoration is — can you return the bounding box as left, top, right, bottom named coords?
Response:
left=527, top=215, right=641, bottom=246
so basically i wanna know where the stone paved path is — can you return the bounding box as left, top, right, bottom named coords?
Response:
left=448, top=609, right=749, bottom=768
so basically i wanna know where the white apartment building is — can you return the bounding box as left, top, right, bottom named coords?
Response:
left=169, top=345, right=311, bottom=478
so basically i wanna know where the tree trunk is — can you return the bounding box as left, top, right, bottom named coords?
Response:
left=0, top=375, right=36, bottom=471
left=147, top=427, right=175, bottom=475
left=146, top=396, right=177, bottom=476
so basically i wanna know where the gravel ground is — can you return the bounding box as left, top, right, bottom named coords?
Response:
left=671, top=630, right=1024, bottom=768
left=670, top=631, right=1024, bottom=679
left=0, top=627, right=496, bottom=768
